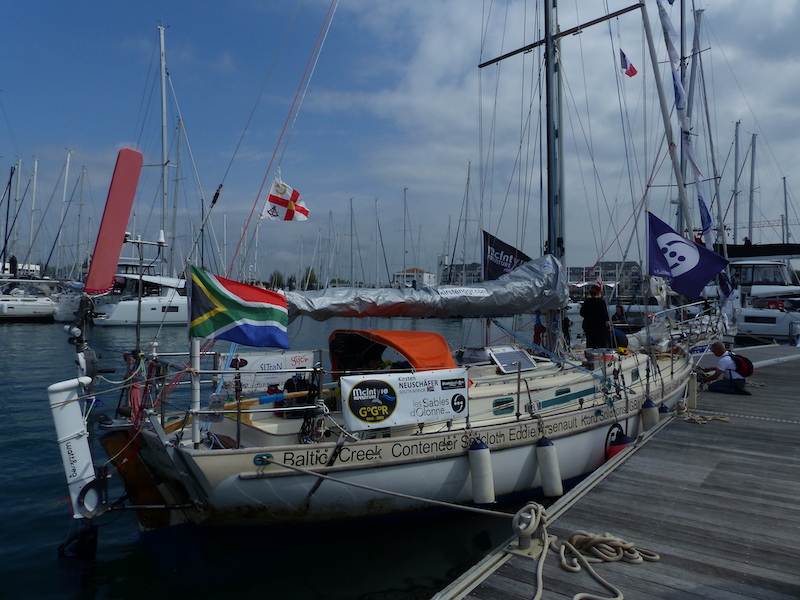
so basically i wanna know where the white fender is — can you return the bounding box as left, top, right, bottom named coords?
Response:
left=536, top=437, right=563, bottom=497
left=468, top=439, right=495, bottom=504
left=640, top=399, right=659, bottom=431
left=48, top=377, right=99, bottom=519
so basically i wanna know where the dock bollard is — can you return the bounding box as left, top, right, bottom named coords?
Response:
left=511, top=502, right=543, bottom=551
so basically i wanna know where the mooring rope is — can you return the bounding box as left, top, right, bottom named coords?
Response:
left=551, top=530, right=659, bottom=600
left=508, top=503, right=659, bottom=600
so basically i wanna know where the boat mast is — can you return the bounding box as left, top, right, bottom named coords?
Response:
left=733, top=121, right=740, bottom=244
left=694, top=9, right=728, bottom=258
left=170, top=118, right=183, bottom=277
left=748, top=134, right=756, bottom=241
left=544, top=0, right=563, bottom=262
left=375, top=198, right=380, bottom=287
left=77, top=166, right=86, bottom=279
left=12, top=158, right=21, bottom=260
left=58, top=151, right=72, bottom=278
left=402, top=187, right=408, bottom=284
left=783, top=177, right=789, bottom=244
left=643, top=1, right=693, bottom=236
left=349, top=197, right=354, bottom=286
left=159, top=25, right=170, bottom=275
left=29, top=157, right=37, bottom=265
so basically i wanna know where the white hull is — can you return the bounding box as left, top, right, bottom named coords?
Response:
left=736, top=305, right=800, bottom=343
left=119, top=350, right=689, bottom=527
left=93, top=290, right=187, bottom=326
left=54, top=289, right=188, bottom=326
left=0, top=294, right=58, bottom=320
left=731, top=260, right=800, bottom=342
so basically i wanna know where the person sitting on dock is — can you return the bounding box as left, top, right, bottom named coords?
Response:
left=700, top=341, right=750, bottom=395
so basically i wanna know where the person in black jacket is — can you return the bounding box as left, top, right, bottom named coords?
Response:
left=580, top=285, right=611, bottom=348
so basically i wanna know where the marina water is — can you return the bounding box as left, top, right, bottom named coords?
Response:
left=0, top=317, right=538, bottom=600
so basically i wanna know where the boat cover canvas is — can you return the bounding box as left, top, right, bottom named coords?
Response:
left=286, top=255, right=567, bottom=322
left=329, top=330, right=457, bottom=377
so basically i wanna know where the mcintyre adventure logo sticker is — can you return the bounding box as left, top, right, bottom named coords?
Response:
left=348, top=379, right=398, bottom=424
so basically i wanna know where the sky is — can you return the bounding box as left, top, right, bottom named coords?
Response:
left=1, top=0, right=799, bottom=286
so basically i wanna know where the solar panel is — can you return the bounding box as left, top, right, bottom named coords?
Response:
left=487, top=346, right=538, bottom=374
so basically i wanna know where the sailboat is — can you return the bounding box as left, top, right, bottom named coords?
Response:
left=727, top=257, right=800, bottom=343
left=0, top=159, right=62, bottom=321
left=712, top=132, right=800, bottom=343
left=47, top=4, right=719, bottom=557
left=0, top=276, right=58, bottom=321
left=53, top=26, right=188, bottom=327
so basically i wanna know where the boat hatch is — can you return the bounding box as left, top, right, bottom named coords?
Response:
left=329, top=330, right=457, bottom=379
left=487, top=346, right=537, bottom=373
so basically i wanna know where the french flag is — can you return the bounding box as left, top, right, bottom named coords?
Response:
left=620, top=50, right=637, bottom=77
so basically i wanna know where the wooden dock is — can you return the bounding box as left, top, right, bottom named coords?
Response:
left=436, top=345, right=800, bottom=600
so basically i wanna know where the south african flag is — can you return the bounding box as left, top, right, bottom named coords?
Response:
left=189, top=265, right=289, bottom=349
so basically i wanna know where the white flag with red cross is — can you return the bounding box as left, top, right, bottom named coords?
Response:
left=263, top=176, right=309, bottom=221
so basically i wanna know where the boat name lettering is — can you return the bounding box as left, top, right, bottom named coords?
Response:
left=281, top=447, right=330, bottom=467
left=540, top=416, right=579, bottom=436
left=458, top=430, right=507, bottom=448
left=392, top=437, right=458, bottom=457
left=509, top=423, right=539, bottom=441
left=581, top=408, right=614, bottom=427
left=337, top=445, right=382, bottom=463
left=65, top=441, right=78, bottom=479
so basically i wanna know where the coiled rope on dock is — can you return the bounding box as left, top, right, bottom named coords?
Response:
left=552, top=530, right=659, bottom=600
left=676, top=401, right=732, bottom=425
left=509, top=503, right=660, bottom=600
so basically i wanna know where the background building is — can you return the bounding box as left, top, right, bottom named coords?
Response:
left=393, top=267, right=436, bottom=288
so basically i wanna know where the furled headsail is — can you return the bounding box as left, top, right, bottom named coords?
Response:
left=285, top=255, right=567, bottom=322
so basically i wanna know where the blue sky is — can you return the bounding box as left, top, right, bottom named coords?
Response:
left=2, top=1, right=799, bottom=285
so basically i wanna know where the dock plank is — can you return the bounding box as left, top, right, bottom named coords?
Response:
left=439, top=349, right=800, bottom=600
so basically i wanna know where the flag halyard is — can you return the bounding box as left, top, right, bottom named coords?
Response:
left=190, top=265, right=290, bottom=349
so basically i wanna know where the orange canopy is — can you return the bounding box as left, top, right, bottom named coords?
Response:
left=328, top=330, right=456, bottom=378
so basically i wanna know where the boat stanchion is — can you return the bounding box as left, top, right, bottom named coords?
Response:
left=468, top=438, right=495, bottom=504
left=640, top=398, right=659, bottom=431
left=536, top=436, right=563, bottom=497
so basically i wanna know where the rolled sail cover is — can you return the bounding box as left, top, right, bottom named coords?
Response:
left=285, top=255, right=567, bottom=322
